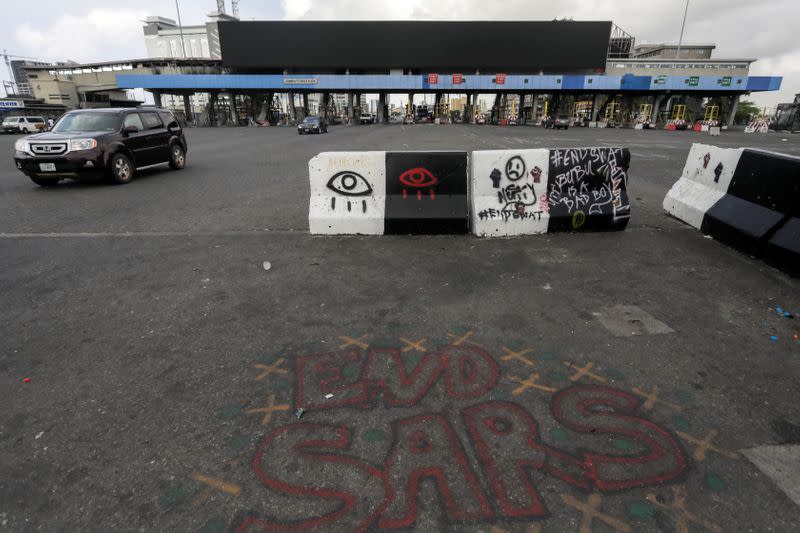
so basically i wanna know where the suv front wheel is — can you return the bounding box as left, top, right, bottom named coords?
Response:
left=169, top=143, right=186, bottom=170
left=109, top=152, right=134, bottom=184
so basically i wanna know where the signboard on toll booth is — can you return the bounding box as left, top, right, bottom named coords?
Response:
left=495, top=73, right=506, bottom=85
left=452, top=73, right=464, bottom=85
left=428, top=73, right=438, bottom=84
left=687, top=76, right=699, bottom=87
left=719, top=76, right=732, bottom=87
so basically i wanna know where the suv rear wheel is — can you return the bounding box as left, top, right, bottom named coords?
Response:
left=109, top=153, right=134, bottom=184
left=169, top=143, right=186, bottom=170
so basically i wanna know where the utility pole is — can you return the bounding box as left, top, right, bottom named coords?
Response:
left=175, top=0, right=187, bottom=58
left=675, top=0, right=690, bottom=59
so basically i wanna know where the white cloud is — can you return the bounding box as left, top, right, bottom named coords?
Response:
left=282, top=0, right=313, bottom=19
left=14, top=8, right=149, bottom=63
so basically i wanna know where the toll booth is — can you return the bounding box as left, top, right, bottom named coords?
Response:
left=604, top=100, right=621, bottom=127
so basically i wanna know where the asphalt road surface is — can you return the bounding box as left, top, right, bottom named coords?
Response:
left=1, top=124, right=799, bottom=532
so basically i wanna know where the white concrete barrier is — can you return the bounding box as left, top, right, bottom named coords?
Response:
left=308, top=151, right=386, bottom=235
left=470, top=149, right=550, bottom=237
left=662, top=143, right=742, bottom=229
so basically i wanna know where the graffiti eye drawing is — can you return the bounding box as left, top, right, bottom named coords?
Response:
left=326, top=171, right=372, bottom=213
left=327, top=171, right=373, bottom=196
left=399, top=167, right=439, bottom=200
left=505, top=156, right=526, bottom=181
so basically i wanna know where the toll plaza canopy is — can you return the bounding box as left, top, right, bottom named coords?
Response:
left=217, top=20, right=613, bottom=73
left=116, top=73, right=782, bottom=95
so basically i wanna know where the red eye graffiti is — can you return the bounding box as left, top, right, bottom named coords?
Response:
left=399, top=167, right=439, bottom=201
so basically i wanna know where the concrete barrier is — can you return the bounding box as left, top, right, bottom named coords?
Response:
left=664, top=144, right=799, bottom=276
left=766, top=218, right=800, bottom=276
left=309, top=151, right=387, bottom=235
left=663, top=143, right=743, bottom=229
left=309, top=151, right=469, bottom=235
left=702, top=149, right=799, bottom=256
left=311, top=148, right=632, bottom=237
left=546, top=147, right=631, bottom=231
left=384, top=151, right=469, bottom=234
left=470, top=147, right=631, bottom=236
left=471, top=149, right=550, bottom=236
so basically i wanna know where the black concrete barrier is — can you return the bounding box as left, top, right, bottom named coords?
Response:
left=700, top=149, right=799, bottom=260
left=766, top=218, right=800, bottom=277
left=546, top=147, right=631, bottom=232
left=665, top=145, right=799, bottom=276
left=384, top=151, right=469, bottom=235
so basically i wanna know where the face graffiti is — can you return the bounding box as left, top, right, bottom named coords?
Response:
left=479, top=156, right=545, bottom=223
left=327, top=170, right=374, bottom=213
left=505, top=155, right=526, bottom=181
left=232, top=339, right=699, bottom=532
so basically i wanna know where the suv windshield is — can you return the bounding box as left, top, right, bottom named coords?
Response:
left=303, top=117, right=319, bottom=123
left=52, top=113, right=120, bottom=133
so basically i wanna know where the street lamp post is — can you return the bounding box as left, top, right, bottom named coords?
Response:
left=175, top=0, right=188, bottom=58
left=675, top=0, right=690, bottom=59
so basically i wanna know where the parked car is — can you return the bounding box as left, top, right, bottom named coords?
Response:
left=13, top=107, right=187, bottom=186
left=403, top=114, right=415, bottom=125
left=508, top=115, right=518, bottom=126
left=3, top=116, right=47, bottom=134
left=476, top=114, right=487, bottom=125
left=553, top=116, right=571, bottom=129
left=359, top=113, right=375, bottom=125
left=297, top=116, right=328, bottom=134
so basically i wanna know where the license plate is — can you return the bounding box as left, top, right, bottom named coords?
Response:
left=39, top=163, right=56, bottom=172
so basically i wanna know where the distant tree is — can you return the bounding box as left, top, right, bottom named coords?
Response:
left=735, top=100, right=761, bottom=123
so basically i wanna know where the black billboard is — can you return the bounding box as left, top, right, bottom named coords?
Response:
left=218, top=21, right=612, bottom=72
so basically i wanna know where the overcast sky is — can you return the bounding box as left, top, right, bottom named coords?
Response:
left=2, top=0, right=797, bottom=108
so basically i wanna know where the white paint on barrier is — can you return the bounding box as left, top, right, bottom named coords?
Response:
left=470, top=149, right=550, bottom=237
left=663, top=143, right=743, bottom=229
left=309, top=151, right=386, bottom=235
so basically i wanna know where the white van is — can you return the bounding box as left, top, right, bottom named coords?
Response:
left=2, top=116, right=47, bottom=134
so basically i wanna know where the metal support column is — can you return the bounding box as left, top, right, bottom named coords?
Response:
left=346, top=92, right=354, bottom=124
left=651, top=94, right=665, bottom=123
left=286, top=92, right=296, bottom=123
left=727, top=94, right=740, bottom=127
left=302, top=93, right=309, bottom=117
left=208, top=92, right=218, bottom=127
left=377, top=92, right=386, bottom=123
left=591, top=94, right=601, bottom=122
left=320, top=93, right=330, bottom=118
left=152, top=90, right=163, bottom=108
left=229, top=93, right=238, bottom=125
left=183, top=93, right=192, bottom=123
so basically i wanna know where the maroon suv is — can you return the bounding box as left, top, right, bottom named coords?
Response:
left=13, top=107, right=187, bottom=186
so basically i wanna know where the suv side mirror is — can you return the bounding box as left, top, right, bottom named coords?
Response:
left=123, top=125, right=139, bottom=135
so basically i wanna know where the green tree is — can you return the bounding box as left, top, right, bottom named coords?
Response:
left=735, top=100, right=761, bottom=123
